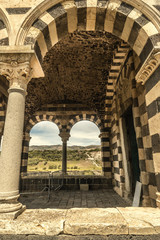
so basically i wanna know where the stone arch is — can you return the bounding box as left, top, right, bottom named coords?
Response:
left=25, top=114, right=62, bottom=134
left=67, top=114, right=102, bottom=133
left=20, top=0, right=159, bottom=70
left=21, top=115, right=62, bottom=174
left=0, top=8, right=10, bottom=45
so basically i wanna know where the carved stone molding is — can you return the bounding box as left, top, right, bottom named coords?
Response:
left=135, top=51, right=160, bottom=85
left=0, top=53, right=33, bottom=91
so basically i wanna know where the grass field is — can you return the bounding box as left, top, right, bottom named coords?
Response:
left=27, top=148, right=102, bottom=175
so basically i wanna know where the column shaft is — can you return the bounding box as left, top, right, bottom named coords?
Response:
left=62, top=141, right=67, bottom=174
left=0, top=88, right=26, bottom=200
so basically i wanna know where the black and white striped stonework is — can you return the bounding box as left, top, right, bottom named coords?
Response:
left=144, top=64, right=160, bottom=207
left=0, top=19, right=9, bottom=45
left=67, top=114, right=102, bottom=132
left=103, top=42, right=130, bottom=180
left=24, top=1, right=159, bottom=70
left=110, top=52, right=138, bottom=196
left=21, top=115, right=63, bottom=174
left=21, top=113, right=102, bottom=175
left=104, top=42, right=130, bottom=129
left=0, top=94, right=6, bottom=135
left=131, top=55, right=153, bottom=207
left=25, top=114, right=63, bottom=134
left=21, top=133, right=31, bottom=175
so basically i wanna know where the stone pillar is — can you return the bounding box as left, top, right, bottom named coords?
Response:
left=99, top=131, right=111, bottom=179
left=0, top=53, right=33, bottom=217
left=59, top=131, right=70, bottom=175
left=136, top=51, right=160, bottom=208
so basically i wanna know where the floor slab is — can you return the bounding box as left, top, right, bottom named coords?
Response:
left=0, top=190, right=160, bottom=238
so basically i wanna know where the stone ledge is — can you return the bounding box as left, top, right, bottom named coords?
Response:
left=1, top=208, right=160, bottom=236
left=64, top=208, right=128, bottom=235
left=1, top=235, right=160, bottom=240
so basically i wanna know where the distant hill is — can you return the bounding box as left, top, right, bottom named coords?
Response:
left=29, top=145, right=100, bottom=151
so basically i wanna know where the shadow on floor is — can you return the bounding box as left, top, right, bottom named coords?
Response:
left=19, top=189, right=131, bottom=209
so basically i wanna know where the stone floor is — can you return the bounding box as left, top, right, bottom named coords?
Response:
left=19, top=189, right=130, bottom=209
left=1, top=190, right=160, bottom=239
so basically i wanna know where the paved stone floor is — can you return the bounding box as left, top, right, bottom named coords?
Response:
left=19, top=189, right=130, bottom=209
left=1, top=190, right=160, bottom=239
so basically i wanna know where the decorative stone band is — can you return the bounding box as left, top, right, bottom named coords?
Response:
left=135, top=50, right=160, bottom=85
left=0, top=53, right=34, bottom=91
left=8, top=87, right=27, bottom=97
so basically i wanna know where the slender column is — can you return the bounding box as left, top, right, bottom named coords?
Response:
left=0, top=54, right=33, bottom=215
left=62, top=140, right=67, bottom=174
left=59, top=131, right=70, bottom=175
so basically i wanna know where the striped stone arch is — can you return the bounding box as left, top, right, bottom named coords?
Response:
left=66, top=114, right=102, bottom=132
left=104, top=41, right=130, bottom=128
left=23, top=0, right=159, bottom=69
left=21, top=114, right=62, bottom=174
left=25, top=114, right=62, bottom=133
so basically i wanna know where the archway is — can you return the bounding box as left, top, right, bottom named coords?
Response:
left=68, top=120, right=102, bottom=176
left=27, top=121, right=62, bottom=172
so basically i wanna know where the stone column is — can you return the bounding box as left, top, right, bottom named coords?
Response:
left=0, top=53, right=33, bottom=216
left=59, top=131, right=70, bottom=175
left=135, top=51, right=160, bottom=208
left=99, top=131, right=111, bottom=179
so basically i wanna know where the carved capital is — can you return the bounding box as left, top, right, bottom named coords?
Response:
left=135, top=51, right=160, bottom=85
left=0, top=53, right=33, bottom=91
left=59, top=130, right=70, bottom=142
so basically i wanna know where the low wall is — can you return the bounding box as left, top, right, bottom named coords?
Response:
left=20, top=172, right=112, bottom=192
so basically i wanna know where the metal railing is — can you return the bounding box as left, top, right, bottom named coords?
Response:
left=20, top=171, right=64, bottom=201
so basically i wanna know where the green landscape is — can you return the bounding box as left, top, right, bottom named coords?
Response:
left=28, top=145, right=102, bottom=175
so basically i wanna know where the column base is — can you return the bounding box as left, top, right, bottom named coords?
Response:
left=0, top=205, right=26, bottom=220
left=0, top=194, right=24, bottom=215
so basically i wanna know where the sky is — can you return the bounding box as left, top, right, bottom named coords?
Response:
left=30, top=120, right=101, bottom=146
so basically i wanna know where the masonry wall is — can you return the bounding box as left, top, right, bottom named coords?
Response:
left=110, top=51, right=158, bottom=206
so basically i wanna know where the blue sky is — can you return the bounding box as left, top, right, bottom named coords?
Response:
left=30, top=121, right=101, bottom=146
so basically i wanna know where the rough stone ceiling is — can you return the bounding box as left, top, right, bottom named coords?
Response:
left=25, top=31, right=121, bottom=122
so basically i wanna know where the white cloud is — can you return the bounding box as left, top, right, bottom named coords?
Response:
left=30, top=120, right=100, bottom=146
left=30, top=121, right=61, bottom=146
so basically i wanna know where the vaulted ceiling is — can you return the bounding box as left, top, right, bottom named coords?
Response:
left=25, top=31, right=121, bottom=123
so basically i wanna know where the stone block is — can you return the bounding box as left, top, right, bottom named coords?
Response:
left=118, top=207, right=160, bottom=235
left=80, top=184, right=89, bottom=191
left=64, top=208, right=128, bottom=235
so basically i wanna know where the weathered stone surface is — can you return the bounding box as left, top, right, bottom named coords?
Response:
left=118, top=207, right=160, bottom=235
left=25, top=31, right=121, bottom=123
left=0, top=209, right=66, bottom=235
left=64, top=208, right=128, bottom=235
left=1, top=207, right=160, bottom=237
